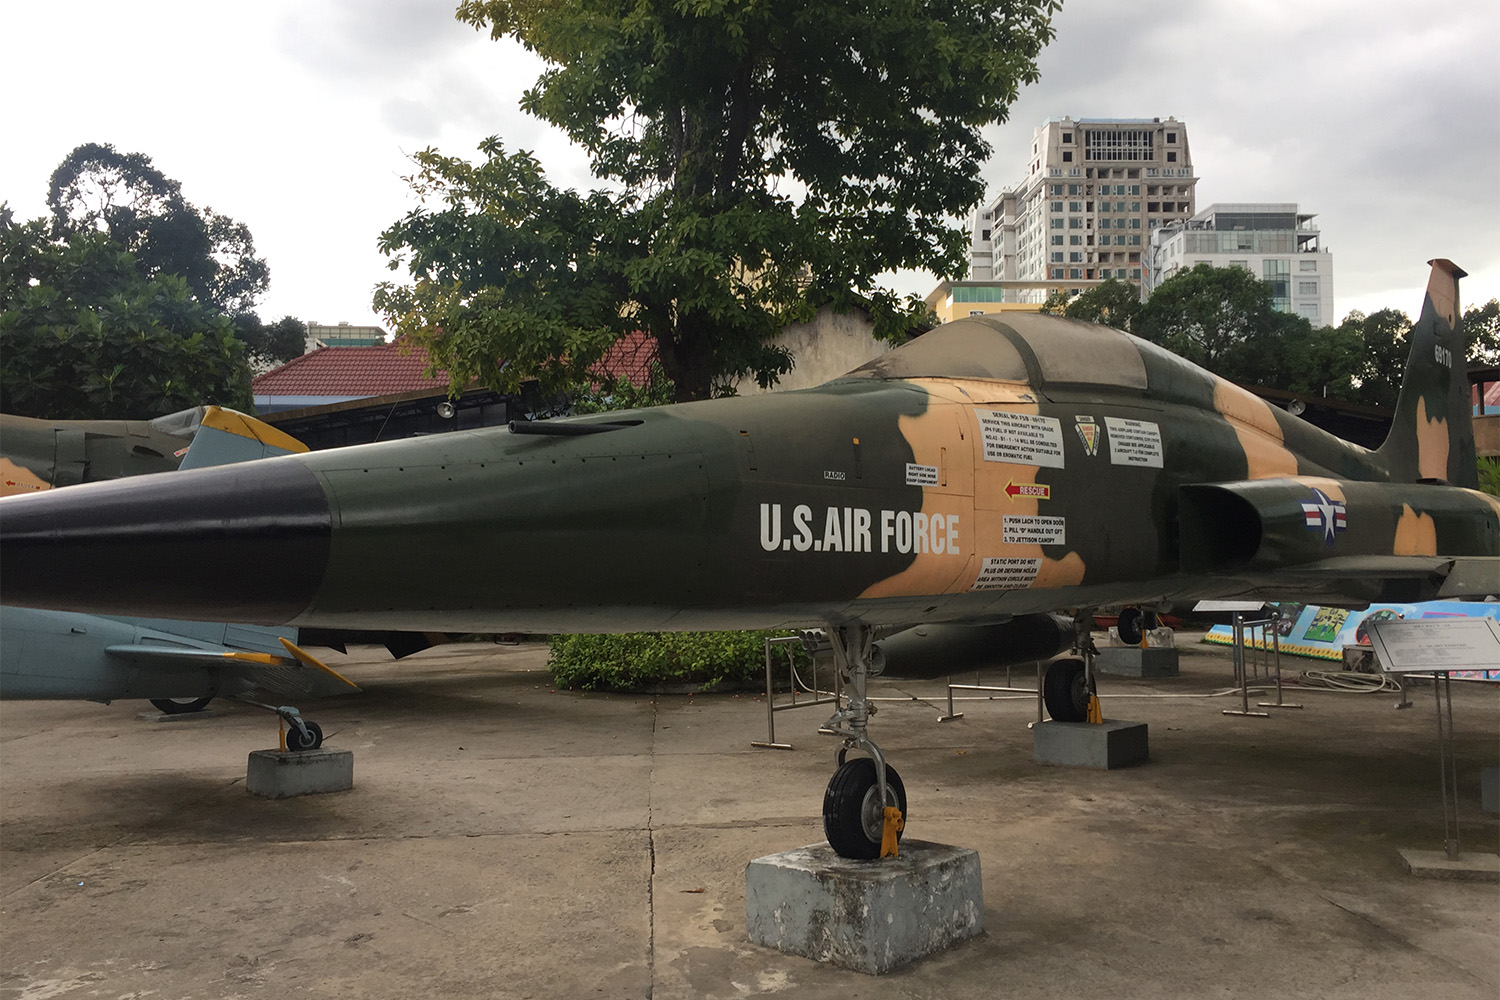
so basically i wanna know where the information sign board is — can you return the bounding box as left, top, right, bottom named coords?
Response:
left=1365, top=619, right=1500, bottom=674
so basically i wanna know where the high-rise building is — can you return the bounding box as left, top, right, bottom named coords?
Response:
left=945, top=116, right=1197, bottom=317
left=1145, top=204, right=1334, bottom=325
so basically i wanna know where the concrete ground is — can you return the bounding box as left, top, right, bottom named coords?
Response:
left=2, top=634, right=1496, bottom=999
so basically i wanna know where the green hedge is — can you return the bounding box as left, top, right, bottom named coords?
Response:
left=548, top=630, right=808, bottom=691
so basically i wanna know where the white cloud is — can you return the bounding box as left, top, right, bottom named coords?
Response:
left=2, top=0, right=1496, bottom=330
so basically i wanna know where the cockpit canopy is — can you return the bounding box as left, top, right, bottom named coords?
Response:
left=846, top=313, right=1151, bottom=393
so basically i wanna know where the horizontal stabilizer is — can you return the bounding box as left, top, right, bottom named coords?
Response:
left=103, top=640, right=358, bottom=699
left=278, top=637, right=360, bottom=691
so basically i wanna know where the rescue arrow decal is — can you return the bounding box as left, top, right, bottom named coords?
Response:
left=1004, top=480, right=1051, bottom=501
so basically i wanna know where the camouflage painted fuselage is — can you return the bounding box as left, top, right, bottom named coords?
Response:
left=2, top=265, right=1496, bottom=632
left=0, top=412, right=194, bottom=496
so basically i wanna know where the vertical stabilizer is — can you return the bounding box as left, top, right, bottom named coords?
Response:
left=177, top=407, right=308, bottom=470
left=1375, top=260, right=1476, bottom=488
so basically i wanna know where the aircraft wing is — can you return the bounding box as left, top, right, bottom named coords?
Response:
left=103, top=637, right=359, bottom=699
left=1277, top=556, right=1499, bottom=598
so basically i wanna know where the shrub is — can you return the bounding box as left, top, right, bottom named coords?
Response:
left=548, top=630, right=808, bottom=692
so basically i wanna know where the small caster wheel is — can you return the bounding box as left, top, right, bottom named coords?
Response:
left=286, top=720, right=323, bottom=752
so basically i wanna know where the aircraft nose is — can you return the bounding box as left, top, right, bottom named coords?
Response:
left=0, top=458, right=332, bottom=624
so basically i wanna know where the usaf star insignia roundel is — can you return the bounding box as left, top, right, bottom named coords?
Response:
left=1300, top=487, right=1348, bottom=545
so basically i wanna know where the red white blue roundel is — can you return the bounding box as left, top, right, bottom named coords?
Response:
left=1300, top=487, right=1347, bottom=544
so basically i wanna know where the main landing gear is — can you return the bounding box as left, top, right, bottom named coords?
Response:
left=1041, top=612, right=1101, bottom=723
left=819, top=623, right=906, bottom=860
left=150, top=696, right=214, bottom=715
left=1115, top=607, right=1158, bottom=646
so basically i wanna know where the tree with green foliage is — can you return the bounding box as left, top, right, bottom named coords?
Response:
left=232, top=313, right=308, bottom=372
left=48, top=142, right=270, bottom=314
left=1132, top=263, right=1293, bottom=373
left=1334, top=308, right=1412, bottom=409
left=0, top=215, right=252, bottom=418
left=1038, top=277, right=1141, bottom=328
left=1464, top=299, right=1499, bottom=366
left=377, top=0, right=1063, bottom=401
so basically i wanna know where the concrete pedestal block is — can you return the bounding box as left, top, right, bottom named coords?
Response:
left=1094, top=647, right=1179, bottom=677
left=745, top=840, right=983, bottom=974
left=1033, top=719, right=1149, bottom=769
left=1482, top=766, right=1498, bottom=816
left=246, top=748, right=353, bottom=799
left=1397, top=848, right=1500, bottom=882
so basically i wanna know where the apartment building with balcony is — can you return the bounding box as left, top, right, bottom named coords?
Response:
left=1145, top=203, right=1334, bottom=325
left=958, top=116, right=1198, bottom=310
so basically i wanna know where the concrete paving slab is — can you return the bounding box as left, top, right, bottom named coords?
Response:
left=2, top=637, right=1496, bottom=999
left=1398, top=848, right=1500, bottom=882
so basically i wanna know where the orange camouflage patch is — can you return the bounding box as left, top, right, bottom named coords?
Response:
left=1213, top=380, right=1298, bottom=479
left=1415, top=396, right=1450, bottom=482
left=1392, top=504, right=1438, bottom=556
left=0, top=457, right=51, bottom=497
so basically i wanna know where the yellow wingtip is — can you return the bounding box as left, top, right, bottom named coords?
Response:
left=279, top=637, right=360, bottom=691
left=200, top=406, right=310, bottom=454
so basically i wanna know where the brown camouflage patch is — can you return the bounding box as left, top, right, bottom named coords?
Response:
left=1213, top=380, right=1298, bottom=478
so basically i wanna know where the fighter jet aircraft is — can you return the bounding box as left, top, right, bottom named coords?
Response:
left=1, top=406, right=207, bottom=496
left=2, top=260, right=1496, bottom=858
left=1, top=406, right=354, bottom=749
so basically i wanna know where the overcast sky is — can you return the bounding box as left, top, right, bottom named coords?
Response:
left=5, top=0, right=1497, bottom=331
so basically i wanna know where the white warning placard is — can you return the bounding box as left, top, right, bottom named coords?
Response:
left=1002, top=515, right=1066, bottom=545
left=1105, top=416, right=1163, bottom=468
left=905, top=463, right=938, bottom=485
left=976, top=410, right=1065, bottom=468
left=971, top=557, right=1041, bottom=590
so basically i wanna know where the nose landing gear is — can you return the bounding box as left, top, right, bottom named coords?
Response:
left=818, top=623, right=906, bottom=860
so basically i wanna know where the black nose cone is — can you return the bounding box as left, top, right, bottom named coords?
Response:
left=0, top=458, right=332, bottom=624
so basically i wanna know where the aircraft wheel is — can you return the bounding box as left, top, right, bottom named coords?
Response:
left=823, top=757, right=906, bottom=860
left=286, top=721, right=324, bottom=752
left=1043, top=658, right=1089, bottom=722
left=1116, top=608, right=1144, bottom=645
left=150, top=696, right=213, bottom=715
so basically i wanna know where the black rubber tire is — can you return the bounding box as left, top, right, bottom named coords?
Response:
left=1116, top=607, right=1144, bottom=645
left=285, top=720, right=324, bottom=752
left=150, top=697, right=213, bottom=715
left=823, top=757, right=907, bottom=860
left=1043, top=658, right=1089, bottom=722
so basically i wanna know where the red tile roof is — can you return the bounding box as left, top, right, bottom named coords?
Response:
left=253, top=333, right=661, bottom=399
left=252, top=343, right=452, bottom=396
left=593, top=330, right=659, bottom=386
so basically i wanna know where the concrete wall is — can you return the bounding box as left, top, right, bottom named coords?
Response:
left=750, top=306, right=890, bottom=394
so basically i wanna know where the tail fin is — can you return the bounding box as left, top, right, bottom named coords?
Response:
left=1375, top=260, right=1477, bottom=488
left=177, top=406, right=308, bottom=471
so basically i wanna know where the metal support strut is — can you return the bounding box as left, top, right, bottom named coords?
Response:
left=823, top=625, right=885, bottom=795
left=238, top=697, right=318, bottom=750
